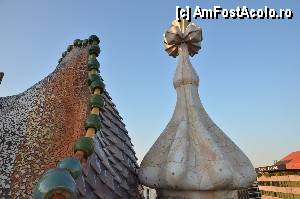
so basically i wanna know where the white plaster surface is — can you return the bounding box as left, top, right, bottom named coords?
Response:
left=139, top=43, right=256, bottom=198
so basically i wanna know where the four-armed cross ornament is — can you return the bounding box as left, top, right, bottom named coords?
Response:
left=163, top=19, right=202, bottom=57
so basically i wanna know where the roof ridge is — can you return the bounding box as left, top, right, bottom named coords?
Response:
left=32, top=35, right=141, bottom=199
left=33, top=35, right=105, bottom=199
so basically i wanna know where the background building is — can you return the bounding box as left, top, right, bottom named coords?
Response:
left=256, top=151, right=300, bottom=198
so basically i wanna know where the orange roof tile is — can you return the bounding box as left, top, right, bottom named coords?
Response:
left=279, top=151, right=300, bottom=169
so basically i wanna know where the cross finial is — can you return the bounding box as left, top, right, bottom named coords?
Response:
left=171, top=19, right=190, bottom=34
left=163, top=19, right=202, bottom=58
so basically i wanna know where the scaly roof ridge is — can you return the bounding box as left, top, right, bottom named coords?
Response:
left=30, top=35, right=140, bottom=199
left=33, top=35, right=107, bottom=198
left=0, top=33, right=140, bottom=198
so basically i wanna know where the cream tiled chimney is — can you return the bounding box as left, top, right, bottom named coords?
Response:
left=138, top=20, right=256, bottom=199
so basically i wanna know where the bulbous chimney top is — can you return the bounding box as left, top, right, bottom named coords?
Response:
left=138, top=20, right=256, bottom=199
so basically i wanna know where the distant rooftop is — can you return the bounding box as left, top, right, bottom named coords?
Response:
left=276, top=151, right=300, bottom=170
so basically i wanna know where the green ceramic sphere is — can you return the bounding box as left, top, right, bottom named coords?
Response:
left=57, top=157, right=82, bottom=179
left=84, top=114, right=101, bottom=130
left=67, top=45, right=73, bottom=52
left=90, top=78, right=105, bottom=93
left=82, top=39, right=89, bottom=47
left=73, top=137, right=94, bottom=158
left=88, top=45, right=100, bottom=56
left=88, top=35, right=100, bottom=45
left=33, top=168, right=76, bottom=199
left=73, top=39, right=82, bottom=47
left=88, top=74, right=101, bottom=85
left=89, top=95, right=105, bottom=109
left=87, top=58, right=100, bottom=71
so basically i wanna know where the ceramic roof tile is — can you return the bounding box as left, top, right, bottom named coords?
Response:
left=76, top=175, right=87, bottom=196
left=84, top=120, right=139, bottom=198
left=90, top=156, right=102, bottom=175
left=112, top=163, right=123, bottom=172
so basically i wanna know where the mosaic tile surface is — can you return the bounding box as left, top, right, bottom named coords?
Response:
left=0, top=45, right=140, bottom=198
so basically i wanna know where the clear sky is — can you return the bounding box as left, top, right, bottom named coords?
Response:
left=0, top=0, right=299, bottom=167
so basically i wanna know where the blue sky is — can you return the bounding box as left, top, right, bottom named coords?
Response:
left=0, top=1, right=299, bottom=167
